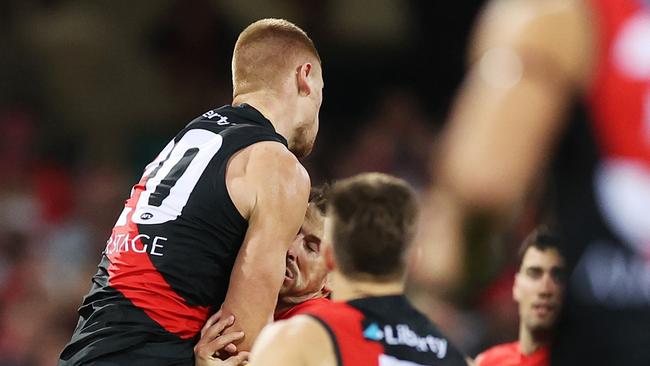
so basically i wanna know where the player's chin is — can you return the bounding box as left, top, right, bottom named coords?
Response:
left=530, top=318, right=556, bottom=332
left=279, top=280, right=294, bottom=294
left=291, top=143, right=313, bottom=159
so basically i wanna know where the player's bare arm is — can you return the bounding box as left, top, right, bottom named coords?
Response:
left=220, top=140, right=311, bottom=351
left=250, top=315, right=336, bottom=366
left=439, top=0, right=592, bottom=211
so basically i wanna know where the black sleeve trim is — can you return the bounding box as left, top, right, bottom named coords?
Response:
left=305, top=314, right=343, bottom=366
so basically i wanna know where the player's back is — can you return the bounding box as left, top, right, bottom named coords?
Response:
left=306, top=295, right=467, bottom=366
left=59, top=104, right=287, bottom=366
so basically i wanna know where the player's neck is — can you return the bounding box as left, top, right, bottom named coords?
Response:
left=232, top=92, right=296, bottom=142
left=330, top=271, right=404, bottom=302
left=519, top=324, right=550, bottom=355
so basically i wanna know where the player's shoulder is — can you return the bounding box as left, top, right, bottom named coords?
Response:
left=475, top=341, right=520, bottom=366
left=242, top=140, right=308, bottom=184
left=271, top=314, right=328, bottom=336
left=251, top=315, right=332, bottom=364
left=247, top=140, right=294, bottom=159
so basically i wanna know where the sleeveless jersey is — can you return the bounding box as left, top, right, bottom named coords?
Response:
left=59, top=104, right=287, bottom=366
left=306, top=295, right=467, bottom=366
left=550, top=1, right=650, bottom=364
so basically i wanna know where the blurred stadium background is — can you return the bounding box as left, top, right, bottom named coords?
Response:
left=0, top=1, right=542, bottom=364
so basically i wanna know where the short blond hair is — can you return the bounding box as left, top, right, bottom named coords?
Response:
left=232, top=18, right=320, bottom=97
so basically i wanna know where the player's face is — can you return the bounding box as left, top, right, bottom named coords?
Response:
left=279, top=205, right=328, bottom=299
left=292, top=63, right=323, bottom=158
left=514, top=247, right=566, bottom=333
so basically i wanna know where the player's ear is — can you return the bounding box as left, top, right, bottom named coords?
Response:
left=324, top=243, right=336, bottom=271
left=296, top=62, right=313, bottom=97
left=513, top=273, right=522, bottom=302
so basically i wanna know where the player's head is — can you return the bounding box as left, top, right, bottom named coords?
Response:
left=513, top=226, right=566, bottom=335
left=325, top=173, right=419, bottom=282
left=279, top=184, right=330, bottom=304
left=232, top=18, right=323, bottom=158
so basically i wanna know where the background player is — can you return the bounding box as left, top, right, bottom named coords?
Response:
left=250, top=173, right=470, bottom=366
left=475, top=227, right=566, bottom=366
left=430, top=0, right=650, bottom=364
left=59, top=18, right=323, bottom=365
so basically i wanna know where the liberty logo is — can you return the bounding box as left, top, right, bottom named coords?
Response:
left=363, top=322, right=448, bottom=358
left=363, top=323, right=384, bottom=341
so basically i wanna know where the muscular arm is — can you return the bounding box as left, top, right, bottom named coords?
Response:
left=220, top=141, right=310, bottom=351
left=438, top=0, right=592, bottom=212
left=250, top=315, right=336, bottom=366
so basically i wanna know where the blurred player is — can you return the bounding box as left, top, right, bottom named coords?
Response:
left=59, top=18, right=323, bottom=365
left=476, top=227, right=566, bottom=366
left=250, top=173, right=470, bottom=366
left=433, top=0, right=650, bottom=364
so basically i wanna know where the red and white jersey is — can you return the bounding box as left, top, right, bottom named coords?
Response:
left=586, top=0, right=650, bottom=257
left=550, top=1, right=650, bottom=364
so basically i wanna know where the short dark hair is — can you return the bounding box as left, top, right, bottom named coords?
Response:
left=327, top=173, right=418, bottom=281
left=309, top=183, right=330, bottom=216
left=517, top=225, right=565, bottom=267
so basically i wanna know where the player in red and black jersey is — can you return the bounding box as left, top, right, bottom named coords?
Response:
left=195, top=185, right=332, bottom=365
left=59, top=18, right=323, bottom=366
left=250, top=173, right=470, bottom=366
left=273, top=185, right=332, bottom=321
left=430, top=0, right=650, bottom=364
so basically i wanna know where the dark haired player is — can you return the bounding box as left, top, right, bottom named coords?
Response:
left=250, top=173, right=471, bottom=366
left=476, top=227, right=566, bottom=366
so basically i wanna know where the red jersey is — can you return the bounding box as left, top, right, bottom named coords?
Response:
left=274, top=297, right=331, bottom=321
left=588, top=0, right=650, bottom=166
left=475, top=342, right=549, bottom=366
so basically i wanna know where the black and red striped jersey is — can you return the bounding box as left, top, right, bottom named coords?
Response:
left=549, top=1, right=650, bottom=364
left=59, top=104, right=287, bottom=366
left=305, top=295, right=467, bottom=366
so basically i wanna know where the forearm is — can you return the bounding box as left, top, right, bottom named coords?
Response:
left=220, top=254, right=285, bottom=350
